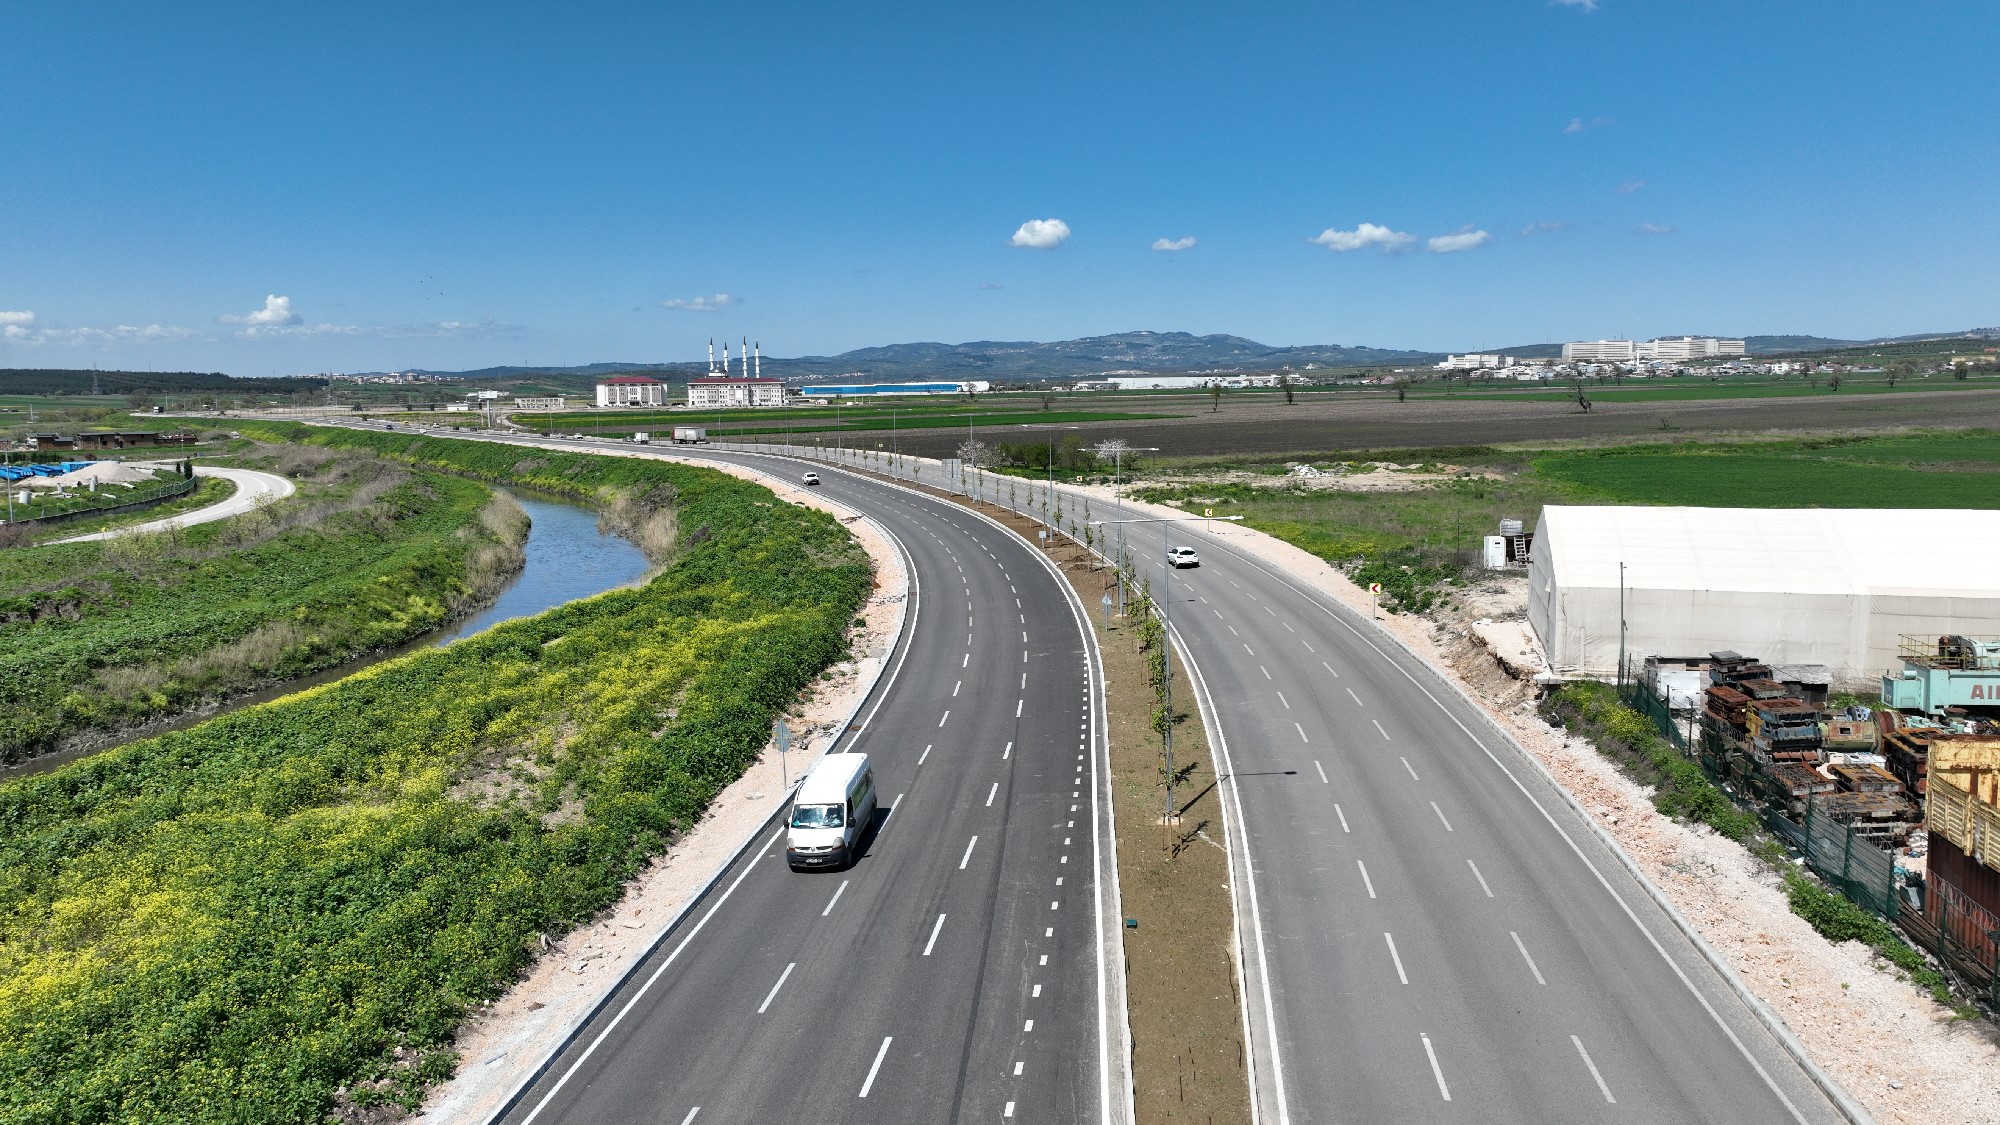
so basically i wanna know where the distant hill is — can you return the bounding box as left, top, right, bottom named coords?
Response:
left=1744, top=335, right=1860, bottom=354
left=0, top=369, right=327, bottom=396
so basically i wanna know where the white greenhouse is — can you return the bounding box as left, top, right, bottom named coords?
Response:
left=1526, top=505, right=2000, bottom=685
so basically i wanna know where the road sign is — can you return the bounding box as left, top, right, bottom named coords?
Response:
left=1368, top=582, right=1382, bottom=594
left=774, top=718, right=791, bottom=787
left=1204, top=507, right=1214, bottom=517
left=1100, top=593, right=1112, bottom=626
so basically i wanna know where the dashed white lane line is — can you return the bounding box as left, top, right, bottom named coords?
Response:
left=1013, top=1061, right=1024, bottom=1076
left=1430, top=801, right=1454, bottom=831
left=821, top=879, right=850, bottom=917
left=1346, top=688, right=1364, bottom=707
left=953, top=680, right=962, bottom=697
left=1373, top=719, right=1391, bottom=741
left=1421, top=1034, right=1451, bottom=1101
left=756, top=963, right=796, bottom=1013
left=962, top=653, right=969, bottom=668
left=1016, top=699, right=1024, bottom=717
left=986, top=782, right=999, bottom=807
left=1314, top=760, right=1328, bottom=784
left=1004, top=1101, right=1016, bottom=1118
left=939, top=711, right=950, bottom=727
left=1302, top=641, right=1316, bottom=654
left=918, top=744, right=932, bottom=766
left=1003, top=741, right=1013, bottom=759
left=678, top=1109, right=700, bottom=1125
left=1511, top=931, right=1548, bottom=985
left=1294, top=722, right=1309, bottom=743
left=959, top=836, right=979, bottom=869
left=1276, top=691, right=1291, bottom=709
left=858, top=1036, right=892, bottom=1097
left=922, top=913, right=948, bottom=956
left=1262, top=605, right=1276, bottom=617
left=1357, top=860, right=1377, bottom=899
left=1020, top=672, right=1027, bottom=688
left=1282, top=620, right=1295, bottom=633
left=1242, top=643, right=1253, bottom=656
left=1573, top=1035, right=1617, bottom=1104
left=1384, top=933, right=1409, bottom=984
left=1227, top=625, right=1239, bottom=636
left=1467, top=860, right=1494, bottom=898
left=1335, top=804, right=1350, bottom=832
left=1260, top=665, right=1271, bottom=679
left=1321, top=660, right=1339, bottom=678
left=1401, top=756, right=1421, bottom=781
left=1213, top=609, right=1225, bottom=620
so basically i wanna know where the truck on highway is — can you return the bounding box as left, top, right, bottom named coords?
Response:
left=630, top=432, right=650, bottom=444
left=672, top=426, right=707, bottom=444
left=786, top=753, right=876, bottom=870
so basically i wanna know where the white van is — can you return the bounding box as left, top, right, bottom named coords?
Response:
left=786, top=753, right=877, bottom=870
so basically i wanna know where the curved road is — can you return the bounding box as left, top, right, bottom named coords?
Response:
left=55, top=466, right=294, bottom=544
left=339, top=429, right=1128, bottom=1125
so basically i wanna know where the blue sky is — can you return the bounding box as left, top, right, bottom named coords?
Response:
left=1, top=0, right=1994, bottom=373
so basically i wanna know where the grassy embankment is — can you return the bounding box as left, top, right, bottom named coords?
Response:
left=1542, top=682, right=1962, bottom=1012
left=0, top=426, right=871, bottom=1122
left=0, top=442, right=524, bottom=763
left=1134, top=429, right=2000, bottom=613
left=512, top=402, right=1173, bottom=440
left=9, top=474, right=238, bottom=546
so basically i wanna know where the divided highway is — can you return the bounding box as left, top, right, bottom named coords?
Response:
left=439, top=438, right=1126, bottom=1125
left=1156, top=525, right=1852, bottom=1123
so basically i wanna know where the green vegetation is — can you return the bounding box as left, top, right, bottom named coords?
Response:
left=8, top=474, right=237, bottom=546
left=1133, top=430, right=2000, bottom=613
left=516, top=406, right=1169, bottom=439
left=0, top=428, right=870, bottom=1122
left=1542, top=682, right=1962, bottom=1010
left=0, top=443, right=523, bottom=761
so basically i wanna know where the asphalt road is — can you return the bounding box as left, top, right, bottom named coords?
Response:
left=1143, top=524, right=1851, bottom=1124
left=426, top=437, right=1126, bottom=1125
left=54, top=466, right=295, bottom=543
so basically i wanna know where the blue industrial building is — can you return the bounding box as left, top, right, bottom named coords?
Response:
left=799, top=381, right=988, bottom=397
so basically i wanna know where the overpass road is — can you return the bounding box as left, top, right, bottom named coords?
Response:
left=424, top=437, right=1128, bottom=1125
left=1150, top=521, right=1852, bottom=1124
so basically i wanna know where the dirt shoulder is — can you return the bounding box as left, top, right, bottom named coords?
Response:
left=418, top=452, right=908, bottom=1125
left=1076, top=482, right=2000, bottom=1125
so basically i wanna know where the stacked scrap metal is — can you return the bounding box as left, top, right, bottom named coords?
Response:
left=1748, top=698, right=1828, bottom=764
left=1880, top=712, right=1935, bottom=796
left=1766, top=762, right=1838, bottom=819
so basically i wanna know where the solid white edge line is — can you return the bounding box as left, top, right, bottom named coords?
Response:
left=756, top=962, right=796, bottom=1014
left=466, top=442, right=925, bottom=1125
left=1163, top=521, right=1867, bottom=1124
left=858, top=1035, right=892, bottom=1097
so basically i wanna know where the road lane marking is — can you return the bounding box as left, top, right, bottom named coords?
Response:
left=756, top=963, right=796, bottom=1013
left=1430, top=801, right=1454, bottom=831
left=1014, top=1061, right=1025, bottom=1076
left=1227, top=625, right=1239, bottom=635
left=821, top=879, right=850, bottom=916
left=1016, top=699, right=1024, bottom=717
left=1357, top=860, right=1377, bottom=899
left=1314, top=760, right=1328, bottom=784
left=1260, top=665, right=1271, bottom=679
left=953, top=680, right=962, bottom=697
left=1032, top=984, right=1042, bottom=997
left=1282, top=620, right=1295, bottom=632
left=1262, top=605, right=1275, bottom=617
left=1573, top=1036, right=1617, bottom=1103
left=1401, top=757, right=1420, bottom=781
left=1421, top=1034, right=1451, bottom=1101
left=881, top=793, right=905, bottom=830
left=858, top=1036, right=893, bottom=1097
left=1373, top=719, right=1390, bottom=740
left=1276, top=691, right=1291, bottom=709
left=1020, top=672, right=1027, bottom=688
left=1242, top=643, right=1253, bottom=655
left=1335, top=804, right=1349, bottom=832
left=1384, top=933, right=1408, bottom=984
left=939, top=711, right=950, bottom=727
left=1004, top=1101, right=1015, bottom=1118
left=1294, top=723, right=1309, bottom=743
left=918, top=744, right=932, bottom=765
left=923, top=913, right=947, bottom=956
left=987, top=782, right=999, bottom=806
left=963, top=653, right=969, bottom=668
left=959, top=836, right=979, bottom=869
left=1213, top=609, right=1224, bottom=620
left=1302, top=641, right=1316, bottom=653
left=1346, top=688, right=1363, bottom=707
left=1003, top=741, right=1013, bottom=759
left=679, top=1110, right=700, bottom=1125
left=1024, top=1019, right=1034, bottom=1032
left=1467, top=860, right=1494, bottom=898
left=1511, top=931, right=1547, bottom=985
left=1321, top=661, right=1338, bottom=678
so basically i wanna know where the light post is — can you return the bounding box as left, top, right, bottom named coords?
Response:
left=1090, top=513, right=1243, bottom=851
left=1092, top=441, right=1156, bottom=614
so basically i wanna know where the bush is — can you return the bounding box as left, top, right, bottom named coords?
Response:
left=1542, top=682, right=1757, bottom=841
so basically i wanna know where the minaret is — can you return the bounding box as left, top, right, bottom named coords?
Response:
left=754, top=341, right=762, bottom=379
left=741, top=337, right=749, bottom=378
left=722, top=340, right=730, bottom=374
left=708, top=338, right=716, bottom=374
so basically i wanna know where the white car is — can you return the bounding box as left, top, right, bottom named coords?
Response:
left=1167, top=546, right=1200, bottom=568
left=802, top=472, right=822, bottom=486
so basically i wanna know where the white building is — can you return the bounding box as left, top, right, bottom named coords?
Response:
left=1437, top=354, right=1512, bottom=371
left=1561, top=340, right=1638, bottom=362
left=1527, top=505, right=2000, bottom=685
left=1632, top=336, right=1747, bottom=360
left=596, top=376, right=668, bottom=407
left=511, top=396, right=569, bottom=411
left=687, top=375, right=785, bottom=408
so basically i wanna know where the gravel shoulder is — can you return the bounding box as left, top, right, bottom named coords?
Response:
left=417, top=448, right=908, bottom=1125
left=1074, top=481, right=2000, bottom=1125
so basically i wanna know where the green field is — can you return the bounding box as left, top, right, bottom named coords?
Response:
left=0, top=426, right=869, bottom=1122
left=1135, top=429, right=2000, bottom=611
left=0, top=442, right=522, bottom=760
left=516, top=406, right=1171, bottom=438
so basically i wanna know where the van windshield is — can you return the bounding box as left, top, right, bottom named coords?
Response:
left=791, top=803, right=845, bottom=829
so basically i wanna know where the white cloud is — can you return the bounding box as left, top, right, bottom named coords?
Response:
left=1309, top=223, right=1415, bottom=253
left=0, top=311, right=33, bottom=327
left=1010, top=218, right=1071, bottom=249
left=1151, top=236, right=1198, bottom=252
left=1552, top=0, right=1598, bottom=11
left=1636, top=222, right=1677, bottom=235
left=979, top=282, right=1006, bottom=290
left=1616, top=179, right=1646, bottom=194
left=661, top=294, right=741, bottom=311
left=1520, top=220, right=1570, bottom=237
left=1564, top=115, right=1614, bottom=134
left=1426, top=229, right=1494, bottom=254
left=220, top=294, right=303, bottom=328
left=4, top=322, right=199, bottom=346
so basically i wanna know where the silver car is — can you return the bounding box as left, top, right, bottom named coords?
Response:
left=1167, top=546, right=1200, bottom=568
